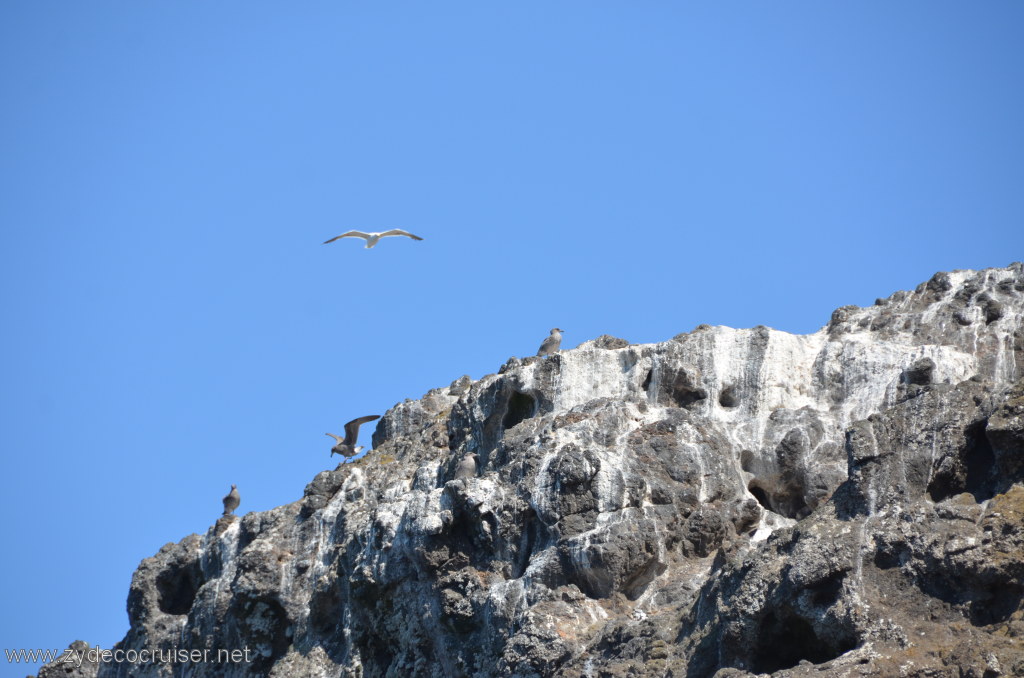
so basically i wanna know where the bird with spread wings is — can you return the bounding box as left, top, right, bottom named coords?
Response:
left=322, top=229, right=424, bottom=249
left=326, top=415, right=381, bottom=462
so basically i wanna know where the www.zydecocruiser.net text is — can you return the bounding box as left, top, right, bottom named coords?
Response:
left=5, top=646, right=255, bottom=668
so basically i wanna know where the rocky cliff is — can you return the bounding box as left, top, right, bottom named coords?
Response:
left=40, top=265, right=1024, bottom=678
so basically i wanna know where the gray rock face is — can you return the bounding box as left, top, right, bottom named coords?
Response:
left=36, top=265, right=1024, bottom=677
left=35, top=640, right=100, bottom=678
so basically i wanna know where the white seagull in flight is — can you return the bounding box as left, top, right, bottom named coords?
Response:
left=322, top=229, right=424, bottom=249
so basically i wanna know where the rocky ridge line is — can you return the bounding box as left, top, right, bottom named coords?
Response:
left=38, top=264, right=1024, bottom=678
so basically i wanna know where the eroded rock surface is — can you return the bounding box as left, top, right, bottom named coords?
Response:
left=38, top=265, right=1024, bottom=677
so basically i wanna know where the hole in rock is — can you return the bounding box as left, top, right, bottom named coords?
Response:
left=970, top=584, right=1023, bottom=625
left=156, top=562, right=203, bottom=616
left=747, top=480, right=807, bottom=520
left=806, top=573, right=845, bottom=608
left=926, top=475, right=956, bottom=505
left=668, top=371, right=707, bottom=409
left=513, top=509, right=543, bottom=578
left=750, top=606, right=856, bottom=673
left=502, top=391, right=536, bottom=430
left=719, top=385, right=739, bottom=408
left=230, top=597, right=293, bottom=672
left=642, top=367, right=707, bottom=408
left=927, top=420, right=997, bottom=503
left=920, top=578, right=1023, bottom=627
left=782, top=494, right=810, bottom=521
left=873, top=545, right=908, bottom=570
left=748, top=482, right=771, bottom=511
left=963, top=421, right=997, bottom=500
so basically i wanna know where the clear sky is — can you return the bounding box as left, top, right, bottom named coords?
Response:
left=1, top=2, right=1022, bottom=674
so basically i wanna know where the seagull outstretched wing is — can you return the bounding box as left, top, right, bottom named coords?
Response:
left=343, top=415, right=381, bottom=445
left=323, top=231, right=372, bottom=245
left=378, top=229, right=424, bottom=241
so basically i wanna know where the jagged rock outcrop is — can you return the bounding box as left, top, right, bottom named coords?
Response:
left=38, top=265, right=1024, bottom=677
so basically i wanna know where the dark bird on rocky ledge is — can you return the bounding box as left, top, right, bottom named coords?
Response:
left=222, top=484, right=240, bottom=515
left=322, top=230, right=424, bottom=249
left=326, top=415, right=381, bottom=461
left=455, top=453, right=479, bottom=480
left=537, top=328, right=564, bottom=356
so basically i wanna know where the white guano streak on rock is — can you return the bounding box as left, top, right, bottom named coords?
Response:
left=553, top=346, right=646, bottom=411
left=522, top=295, right=1005, bottom=547
left=205, top=520, right=241, bottom=614
left=313, top=480, right=353, bottom=575
left=994, top=307, right=1023, bottom=383
left=755, top=330, right=827, bottom=415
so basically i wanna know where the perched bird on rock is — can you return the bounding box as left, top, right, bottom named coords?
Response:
left=537, top=328, right=564, bottom=356
left=326, top=415, right=381, bottom=461
left=455, top=453, right=479, bottom=480
left=222, top=484, right=240, bottom=515
left=322, top=230, right=424, bottom=249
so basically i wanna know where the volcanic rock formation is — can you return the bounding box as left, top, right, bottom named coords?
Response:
left=39, top=265, right=1024, bottom=677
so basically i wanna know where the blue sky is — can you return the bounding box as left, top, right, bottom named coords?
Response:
left=1, top=2, right=1022, bottom=673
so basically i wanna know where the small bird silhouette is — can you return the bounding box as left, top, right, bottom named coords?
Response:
left=326, top=415, right=382, bottom=461
left=322, top=230, right=424, bottom=249
left=455, top=453, right=479, bottom=480
left=537, top=328, right=564, bottom=356
left=222, top=484, right=240, bottom=515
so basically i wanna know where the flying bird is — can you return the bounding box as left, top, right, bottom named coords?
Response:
left=322, top=230, right=424, bottom=249
left=326, top=415, right=382, bottom=461
left=222, top=484, right=240, bottom=516
left=537, top=328, right=564, bottom=356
